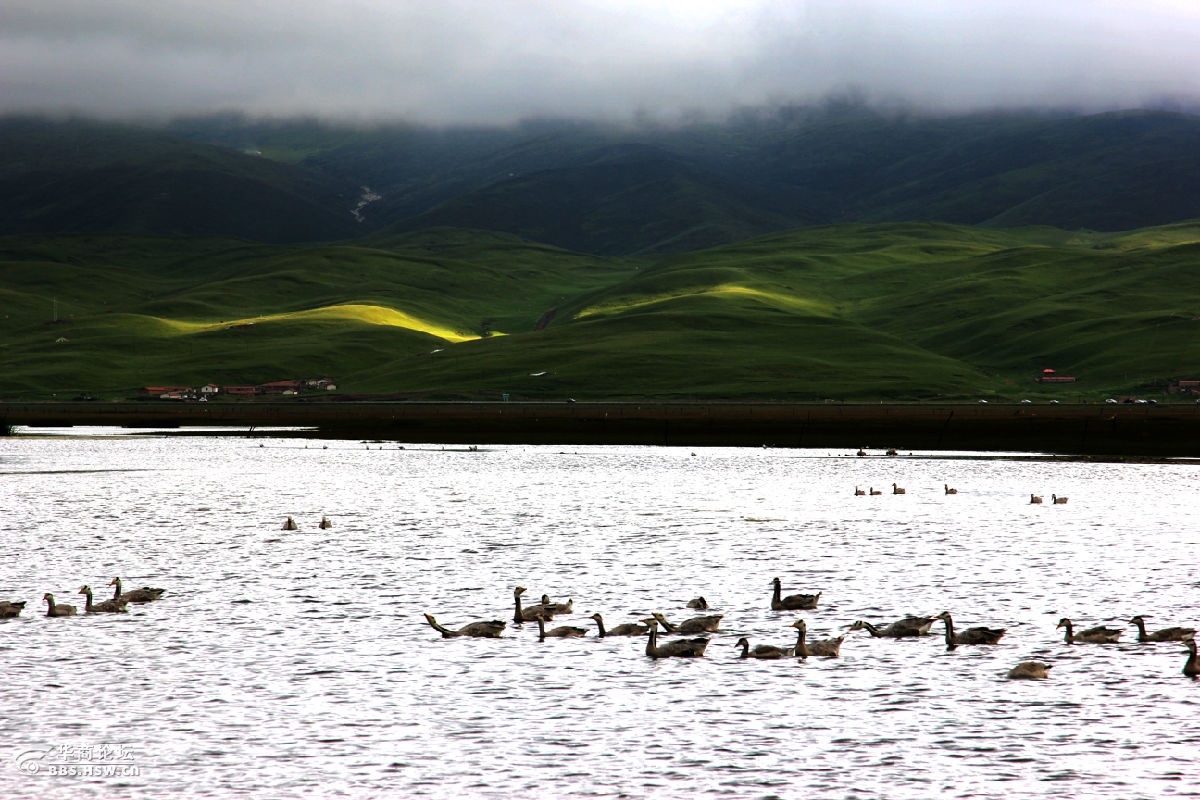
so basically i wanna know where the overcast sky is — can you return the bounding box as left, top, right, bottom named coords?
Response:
left=2, top=0, right=1198, bottom=124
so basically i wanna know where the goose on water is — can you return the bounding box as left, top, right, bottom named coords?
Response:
left=791, top=619, right=844, bottom=658
left=734, top=637, right=789, bottom=660
left=512, top=586, right=556, bottom=623
left=1183, top=636, right=1199, bottom=678
left=643, top=618, right=708, bottom=659
left=1007, top=661, right=1052, bottom=680
left=109, top=577, right=165, bottom=604
left=934, top=611, right=1006, bottom=649
left=78, top=585, right=127, bottom=613
left=892, top=483, right=906, bottom=495
left=944, top=484, right=958, bottom=495
left=0, top=600, right=25, bottom=618
left=1057, top=618, right=1121, bottom=644
left=282, top=516, right=298, bottom=530
left=847, top=616, right=935, bottom=638
left=769, top=577, right=820, bottom=611
left=651, top=611, right=722, bottom=634
left=42, top=593, right=76, bottom=617
left=686, top=597, right=709, bottom=609
left=423, top=613, right=505, bottom=638
left=1030, top=494, right=1043, bottom=504
left=1128, top=615, right=1196, bottom=643
left=869, top=488, right=883, bottom=495
left=589, top=613, right=649, bottom=638
left=539, top=594, right=574, bottom=615
left=533, top=614, right=587, bottom=640
left=855, top=486, right=866, bottom=496
left=1052, top=494, right=1068, bottom=504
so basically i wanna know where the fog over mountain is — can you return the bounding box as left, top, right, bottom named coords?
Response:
left=2, top=0, right=1198, bottom=124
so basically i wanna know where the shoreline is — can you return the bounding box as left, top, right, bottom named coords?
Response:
left=4, top=400, right=1200, bottom=456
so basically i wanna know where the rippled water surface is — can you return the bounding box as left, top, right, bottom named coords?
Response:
left=1, top=430, right=1198, bottom=799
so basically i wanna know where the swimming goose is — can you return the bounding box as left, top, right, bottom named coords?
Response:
left=42, top=593, right=77, bottom=617
left=792, top=619, right=845, bottom=657
left=1128, top=615, right=1196, bottom=643
left=319, top=516, right=333, bottom=529
left=1052, top=494, right=1068, bottom=504
left=686, top=597, right=709, bottom=609
left=589, top=613, right=649, bottom=637
left=533, top=614, right=587, bottom=640
left=282, top=516, right=298, bottom=530
left=869, top=487, right=882, bottom=495
left=847, top=616, right=935, bottom=638
left=423, top=613, right=505, bottom=638
left=643, top=619, right=708, bottom=658
left=855, top=486, right=866, bottom=496
left=77, top=585, right=127, bottom=613
left=651, top=611, right=723, bottom=634
left=1183, top=637, right=1199, bottom=677
left=109, top=577, right=165, bottom=603
left=1007, top=661, right=1052, bottom=680
left=1030, top=494, right=1043, bottom=504
left=944, top=484, right=958, bottom=495
left=892, top=483, right=906, bottom=495
left=539, top=594, right=574, bottom=615
left=734, top=637, right=789, bottom=660
left=512, top=586, right=556, bottom=623
left=770, top=577, right=820, bottom=611
left=1057, top=618, right=1121, bottom=644
left=0, top=600, right=25, bottom=618
left=934, top=611, right=1006, bottom=649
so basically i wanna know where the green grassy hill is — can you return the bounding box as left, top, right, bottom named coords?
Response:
left=3, top=222, right=1199, bottom=401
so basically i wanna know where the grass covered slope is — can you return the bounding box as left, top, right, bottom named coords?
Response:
left=2, top=222, right=1199, bottom=400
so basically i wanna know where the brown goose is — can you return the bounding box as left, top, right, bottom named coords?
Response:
left=423, top=613, right=505, bottom=638
left=1030, top=494, right=1043, bottom=504
left=1129, top=615, right=1196, bottom=643
left=792, top=619, right=845, bottom=657
left=539, top=594, right=574, bottom=615
left=869, top=487, right=883, bottom=495
left=0, top=600, right=25, bottom=618
left=512, top=586, right=555, bottom=623
left=42, top=593, right=77, bottom=617
left=892, top=483, right=906, bottom=495
left=848, top=616, right=935, bottom=638
left=1007, top=661, right=1052, bottom=680
left=1183, top=636, right=1198, bottom=677
left=734, top=637, right=788, bottom=660
left=686, top=597, right=709, bottom=609
left=78, top=585, right=127, bottom=613
left=944, top=484, right=958, bottom=495
left=855, top=486, right=866, bottom=496
left=643, top=618, right=708, bottom=658
left=934, top=611, right=1006, bottom=649
left=651, top=611, right=722, bottom=634
left=589, top=613, right=649, bottom=638
left=282, top=516, right=298, bottom=530
left=1052, top=494, right=1068, bottom=504
left=769, top=577, right=820, bottom=611
left=319, top=516, right=333, bottom=529
left=1057, top=618, right=1121, bottom=644
left=533, top=614, right=587, bottom=640
left=109, top=577, right=165, bottom=603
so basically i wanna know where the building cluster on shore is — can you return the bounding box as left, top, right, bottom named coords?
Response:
left=140, top=378, right=336, bottom=401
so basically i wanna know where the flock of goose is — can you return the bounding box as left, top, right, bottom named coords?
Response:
left=1, top=577, right=165, bottom=618
left=423, top=581, right=1200, bottom=679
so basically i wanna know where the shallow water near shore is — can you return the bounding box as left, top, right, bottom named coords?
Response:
left=1, top=430, right=1198, bottom=799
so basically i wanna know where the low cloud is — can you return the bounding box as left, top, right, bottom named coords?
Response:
left=2, top=0, right=1198, bottom=123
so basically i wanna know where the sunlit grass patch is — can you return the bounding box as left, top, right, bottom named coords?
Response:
left=152, top=304, right=480, bottom=342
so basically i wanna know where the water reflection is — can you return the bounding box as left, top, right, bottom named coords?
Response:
left=0, top=432, right=1197, bottom=798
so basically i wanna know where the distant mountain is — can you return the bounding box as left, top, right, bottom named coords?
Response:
left=0, top=118, right=363, bottom=242
left=4, top=107, right=1200, bottom=251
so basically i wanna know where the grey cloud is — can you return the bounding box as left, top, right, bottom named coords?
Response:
left=1, top=0, right=1198, bottom=123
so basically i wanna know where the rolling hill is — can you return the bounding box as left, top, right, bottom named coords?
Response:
left=3, top=222, right=1199, bottom=401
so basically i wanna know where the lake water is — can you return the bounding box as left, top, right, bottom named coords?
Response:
left=1, top=429, right=1197, bottom=799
